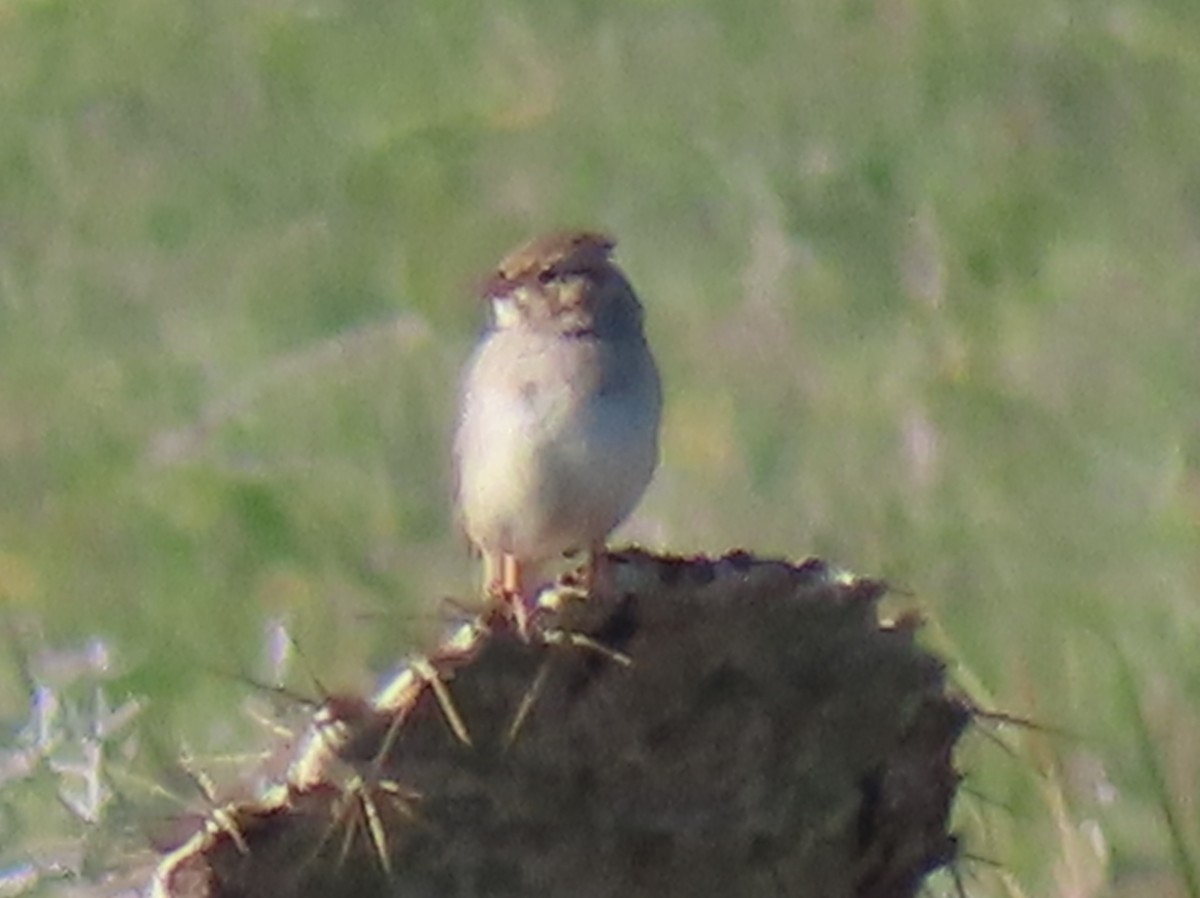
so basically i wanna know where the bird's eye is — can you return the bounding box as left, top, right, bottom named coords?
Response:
left=537, top=267, right=557, bottom=285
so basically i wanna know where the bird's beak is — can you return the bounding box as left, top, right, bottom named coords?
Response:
left=490, top=293, right=523, bottom=330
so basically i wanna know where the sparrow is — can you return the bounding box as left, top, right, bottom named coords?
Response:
left=453, top=231, right=662, bottom=623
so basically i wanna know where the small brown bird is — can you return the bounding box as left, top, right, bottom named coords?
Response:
left=453, top=231, right=662, bottom=623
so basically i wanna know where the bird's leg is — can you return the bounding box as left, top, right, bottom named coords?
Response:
left=579, top=541, right=611, bottom=595
left=484, top=552, right=531, bottom=639
left=504, top=554, right=533, bottom=640
left=501, top=553, right=525, bottom=597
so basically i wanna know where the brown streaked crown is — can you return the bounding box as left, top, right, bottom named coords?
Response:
left=483, top=231, right=616, bottom=298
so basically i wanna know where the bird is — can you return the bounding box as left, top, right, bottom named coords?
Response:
left=453, top=230, right=662, bottom=629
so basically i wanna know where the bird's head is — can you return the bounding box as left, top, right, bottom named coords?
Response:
left=481, top=231, right=645, bottom=338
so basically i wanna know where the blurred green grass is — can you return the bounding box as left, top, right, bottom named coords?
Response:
left=1, top=0, right=1199, bottom=893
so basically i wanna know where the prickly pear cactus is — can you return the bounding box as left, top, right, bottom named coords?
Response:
left=151, top=550, right=968, bottom=898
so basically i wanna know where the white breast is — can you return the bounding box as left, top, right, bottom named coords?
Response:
left=454, top=327, right=660, bottom=563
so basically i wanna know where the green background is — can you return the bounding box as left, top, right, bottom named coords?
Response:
left=1, top=0, right=1198, bottom=894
